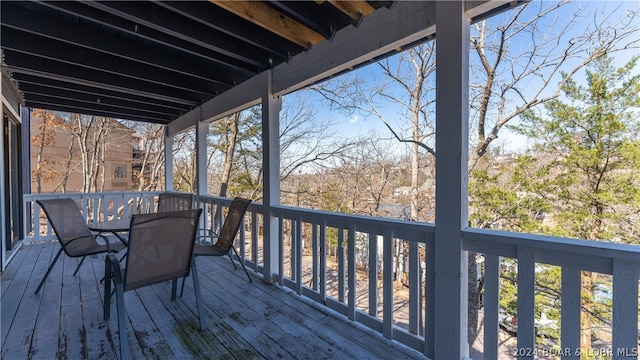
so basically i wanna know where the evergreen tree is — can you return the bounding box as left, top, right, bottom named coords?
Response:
left=515, top=54, right=640, bottom=352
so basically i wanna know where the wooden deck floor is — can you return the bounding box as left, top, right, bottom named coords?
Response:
left=2, top=242, right=425, bottom=360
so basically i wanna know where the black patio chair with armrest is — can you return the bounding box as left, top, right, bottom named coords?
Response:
left=157, top=192, right=193, bottom=212
left=190, top=197, right=253, bottom=286
left=34, top=198, right=127, bottom=295
left=103, top=209, right=205, bottom=360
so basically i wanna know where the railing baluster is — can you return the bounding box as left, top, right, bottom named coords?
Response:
left=517, top=246, right=536, bottom=359
left=382, top=227, right=393, bottom=339
left=278, top=216, right=284, bottom=286
left=612, top=259, right=640, bottom=360
left=484, top=254, right=499, bottom=360
left=289, top=218, right=296, bottom=281
left=425, top=233, right=435, bottom=358
left=408, top=240, right=420, bottom=334
left=368, top=231, right=378, bottom=317
left=347, top=223, right=356, bottom=321
left=250, top=209, right=258, bottom=271
left=311, top=223, right=319, bottom=290
left=295, top=217, right=303, bottom=295
left=34, top=202, right=43, bottom=241
left=319, top=220, right=326, bottom=303
left=338, top=228, right=346, bottom=302
left=561, top=267, right=581, bottom=359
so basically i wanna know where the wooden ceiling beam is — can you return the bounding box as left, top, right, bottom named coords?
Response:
left=210, top=1, right=324, bottom=48
left=319, top=1, right=376, bottom=22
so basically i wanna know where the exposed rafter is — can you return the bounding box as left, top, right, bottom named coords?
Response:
left=1, top=1, right=521, bottom=125
left=320, top=0, right=375, bottom=22
left=210, top=1, right=325, bottom=48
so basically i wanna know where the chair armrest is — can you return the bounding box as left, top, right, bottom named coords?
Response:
left=195, top=234, right=232, bottom=248
left=196, top=228, right=217, bottom=236
left=195, top=233, right=218, bottom=246
left=62, top=233, right=119, bottom=252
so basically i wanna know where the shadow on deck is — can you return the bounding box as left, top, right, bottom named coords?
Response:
left=2, top=242, right=425, bottom=359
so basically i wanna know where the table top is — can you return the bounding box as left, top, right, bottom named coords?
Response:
left=88, top=217, right=132, bottom=232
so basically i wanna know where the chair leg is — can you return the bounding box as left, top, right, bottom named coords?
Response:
left=35, top=248, right=64, bottom=294
left=73, top=256, right=87, bottom=276
left=179, top=271, right=187, bottom=298
left=105, top=254, right=129, bottom=360
left=115, top=277, right=128, bottom=360
left=226, top=252, right=239, bottom=270
left=103, top=256, right=113, bottom=321
left=171, top=279, right=178, bottom=300
left=231, top=247, right=252, bottom=283
left=191, top=259, right=207, bottom=331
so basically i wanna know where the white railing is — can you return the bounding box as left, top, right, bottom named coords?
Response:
left=270, top=205, right=434, bottom=352
left=24, top=191, right=162, bottom=243
left=21, top=192, right=640, bottom=358
left=464, top=228, right=640, bottom=359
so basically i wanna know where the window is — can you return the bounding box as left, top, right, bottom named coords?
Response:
left=114, top=165, right=127, bottom=179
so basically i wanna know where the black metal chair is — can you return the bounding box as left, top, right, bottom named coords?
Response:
left=103, top=209, right=205, bottom=360
left=34, top=198, right=126, bottom=294
left=193, top=197, right=252, bottom=282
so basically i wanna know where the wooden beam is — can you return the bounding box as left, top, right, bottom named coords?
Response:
left=272, top=1, right=437, bottom=95
left=209, top=1, right=324, bottom=48
left=168, top=72, right=267, bottom=136
left=324, top=1, right=375, bottom=21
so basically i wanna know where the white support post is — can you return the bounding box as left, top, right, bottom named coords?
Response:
left=434, top=1, right=470, bottom=359
left=262, top=70, right=281, bottom=283
left=164, top=130, right=174, bottom=191
left=195, top=116, right=208, bottom=197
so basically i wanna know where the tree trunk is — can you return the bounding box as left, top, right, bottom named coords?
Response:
left=219, top=113, right=240, bottom=197
left=580, top=271, right=595, bottom=352
left=35, top=121, right=47, bottom=193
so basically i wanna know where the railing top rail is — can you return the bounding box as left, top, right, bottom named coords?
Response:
left=272, top=204, right=435, bottom=230
left=463, top=227, right=640, bottom=264
left=24, top=191, right=163, bottom=201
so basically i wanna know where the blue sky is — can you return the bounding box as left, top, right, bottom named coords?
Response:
left=284, top=0, right=639, bottom=156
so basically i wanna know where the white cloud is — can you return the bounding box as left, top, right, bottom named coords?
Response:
left=349, top=115, right=360, bottom=124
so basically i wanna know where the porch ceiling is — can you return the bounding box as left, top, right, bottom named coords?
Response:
left=1, top=1, right=520, bottom=126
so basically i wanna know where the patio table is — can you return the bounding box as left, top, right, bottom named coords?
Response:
left=89, top=217, right=132, bottom=246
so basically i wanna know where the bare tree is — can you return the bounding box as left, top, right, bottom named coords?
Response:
left=469, top=1, right=640, bottom=169
left=172, top=129, right=196, bottom=192
left=311, top=42, right=437, bottom=222
left=121, top=121, right=165, bottom=191
left=467, top=1, right=640, bottom=348
left=307, top=1, right=640, bottom=349
left=31, top=109, right=72, bottom=193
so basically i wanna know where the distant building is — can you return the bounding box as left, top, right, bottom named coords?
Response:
left=30, top=113, right=135, bottom=193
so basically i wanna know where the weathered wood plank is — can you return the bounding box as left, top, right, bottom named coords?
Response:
left=3, top=243, right=424, bottom=360
left=0, top=243, right=30, bottom=298
left=79, top=253, right=118, bottom=360
left=1, top=243, right=54, bottom=360
left=185, top=258, right=294, bottom=359
left=123, top=290, right=177, bottom=359
left=223, top=261, right=421, bottom=359
left=194, top=256, right=421, bottom=359
left=133, top=285, right=202, bottom=358
left=59, top=253, right=91, bottom=359
left=28, top=244, right=63, bottom=360
left=149, top=282, right=246, bottom=359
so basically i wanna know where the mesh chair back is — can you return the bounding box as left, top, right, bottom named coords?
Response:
left=215, top=197, right=251, bottom=251
left=124, top=209, right=202, bottom=291
left=157, top=193, right=193, bottom=212
left=37, top=198, right=93, bottom=254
